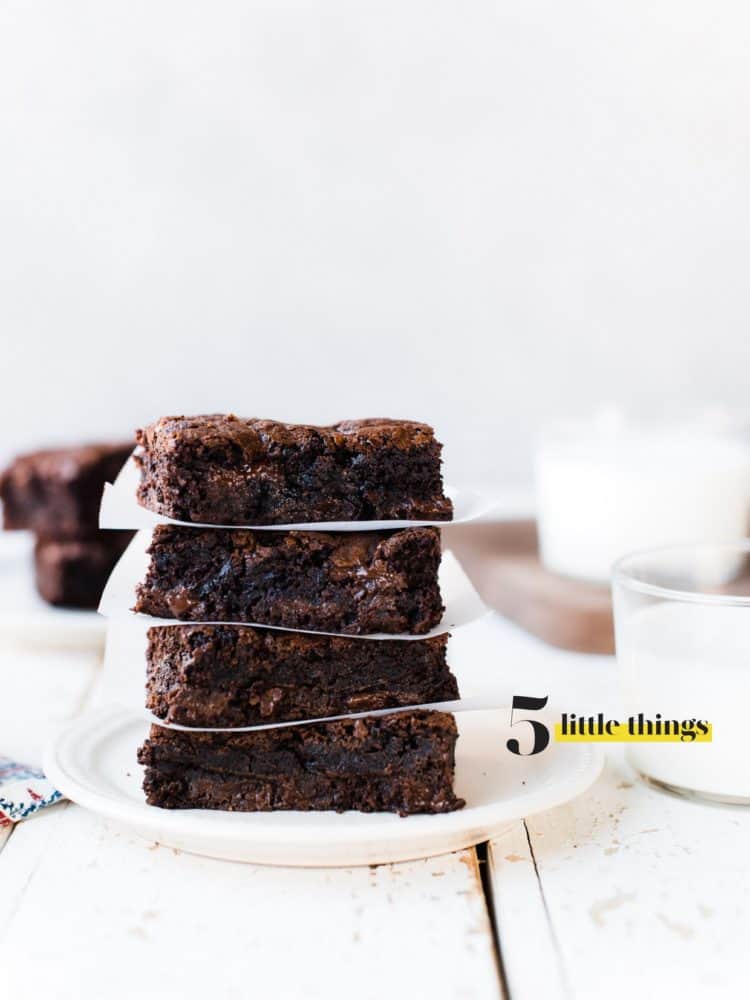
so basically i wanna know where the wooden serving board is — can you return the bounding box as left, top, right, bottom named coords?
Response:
left=442, top=519, right=615, bottom=655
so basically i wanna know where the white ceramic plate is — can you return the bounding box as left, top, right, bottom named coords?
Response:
left=0, top=533, right=105, bottom=648
left=45, top=706, right=604, bottom=867
left=100, top=453, right=496, bottom=531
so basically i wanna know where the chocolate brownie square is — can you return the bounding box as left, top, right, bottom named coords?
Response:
left=137, top=710, right=464, bottom=816
left=134, top=525, right=444, bottom=635
left=146, top=625, right=458, bottom=727
left=35, top=532, right=133, bottom=609
left=1, top=443, right=132, bottom=537
left=135, top=415, right=453, bottom=525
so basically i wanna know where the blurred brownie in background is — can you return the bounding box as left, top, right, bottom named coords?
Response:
left=0, top=442, right=131, bottom=537
left=0, top=442, right=132, bottom=609
left=35, top=532, right=133, bottom=608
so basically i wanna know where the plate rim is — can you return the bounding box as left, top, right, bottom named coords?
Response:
left=44, top=706, right=604, bottom=861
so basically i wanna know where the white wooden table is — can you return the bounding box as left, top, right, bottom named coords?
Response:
left=1, top=613, right=748, bottom=1000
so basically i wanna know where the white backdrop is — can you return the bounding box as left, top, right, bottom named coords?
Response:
left=1, top=0, right=749, bottom=483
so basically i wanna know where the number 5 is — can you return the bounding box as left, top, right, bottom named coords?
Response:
left=506, top=695, right=550, bottom=756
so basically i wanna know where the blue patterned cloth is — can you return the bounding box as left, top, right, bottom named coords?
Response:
left=0, top=757, right=63, bottom=826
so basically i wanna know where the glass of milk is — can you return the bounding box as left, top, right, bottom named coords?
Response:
left=535, top=412, right=750, bottom=583
left=613, top=542, right=750, bottom=803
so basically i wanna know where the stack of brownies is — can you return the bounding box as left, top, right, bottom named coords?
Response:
left=131, top=415, right=465, bottom=815
left=0, top=443, right=133, bottom=608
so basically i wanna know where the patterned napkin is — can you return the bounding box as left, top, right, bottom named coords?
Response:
left=0, top=757, right=63, bottom=826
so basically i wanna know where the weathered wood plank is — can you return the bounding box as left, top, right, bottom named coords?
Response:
left=0, top=803, right=501, bottom=1000
left=488, top=823, right=567, bottom=1000
left=0, top=802, right=69, bottom=938
left=0, top=825, right=12, bottom=857
left=0, top=641, right=101, bottom=766
left=493, top=755, right=750, bottom=999
left=0, top=641, right=100, bottom=856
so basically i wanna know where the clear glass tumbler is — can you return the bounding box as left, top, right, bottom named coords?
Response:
left=612, top=542, right=750, bottom=804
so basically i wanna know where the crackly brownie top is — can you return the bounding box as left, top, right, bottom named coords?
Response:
left=1, top=442, right=132, bottom=489
left=136, top=414, right=440, bottom=457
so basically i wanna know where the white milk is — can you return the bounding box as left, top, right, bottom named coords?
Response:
left=535, top=419, right=750, bottom=583
left=616, top=601, right=750, bottom=799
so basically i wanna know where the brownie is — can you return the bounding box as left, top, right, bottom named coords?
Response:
left=134, top=525, right=444, bottom=635
left=34, top=532, right=133, bottom=609
left=137, top=710, right=464, bottom=816
left=1, top=442, right=132, bottom=537
left=135, top=415, right=453, bottom=525
left=146, top=625, right=458, bottom=727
